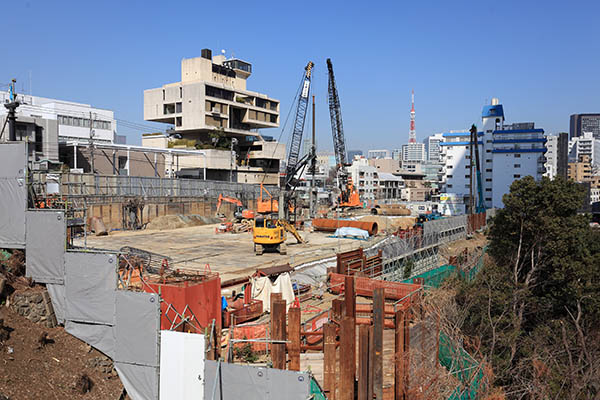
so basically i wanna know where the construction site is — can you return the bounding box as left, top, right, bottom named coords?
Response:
left=1, top=57, right=494, bottom=400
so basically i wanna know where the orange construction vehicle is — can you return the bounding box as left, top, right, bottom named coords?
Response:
left=257, top=183, right=278, bottom=214
left=216, top=194, right=255, bottom=221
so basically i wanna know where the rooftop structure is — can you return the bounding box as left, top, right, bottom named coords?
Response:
left=142, top=49, right=285, bottom=184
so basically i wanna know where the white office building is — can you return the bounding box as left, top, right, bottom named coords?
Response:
left=568, top=132, right=600, bottom=170
left=441, top=99, right=546, bottom=210
left=544, top=135, right=558, bottom=179
left=0, top=91, right=117, bottom=144
left=424, top=133, right=444, bottom=162
left=402, top=142, right=426, bottom=162
left=367, top=149, right=391, bottom=159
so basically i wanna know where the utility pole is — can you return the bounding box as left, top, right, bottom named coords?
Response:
left=310, top=95, right=316, bottom=218
left=4, top=79, right=20, bottom=141
left=468, top=126, right=474, bottom=215
left=89, top=112, right=95, bottom=174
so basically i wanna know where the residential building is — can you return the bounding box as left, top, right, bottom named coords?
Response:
left=570, top=113, right=600, bottom=139
left=348, top=156, right=379, bottom=201
left=401, top=142, right=426, bottom=162
left=316, top=152, right=336, bottom=174
left=424, top=133, right=444, bottom=162
left=568, top=155, right=593, bottom=182
left=568, top=132, right=600, bottom=171
left=143, top=49, right=284, bottom=184
left=391, top=149, right=402, bottom=160
left=544, top=134, right=558, bottom=179
left=367, top=149, right=391, bottom=159
left=441, top=98, right=546, bottom=210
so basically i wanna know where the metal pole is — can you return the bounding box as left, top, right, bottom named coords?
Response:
left=271, top=299, right=287, bottom=370
left=310, top=95, right=316, bottom=218
left=288, top=307, right=301, bottom=371
left=323, top=322, right=337, bottom=400
left=340, top=317, right=355, bottom=400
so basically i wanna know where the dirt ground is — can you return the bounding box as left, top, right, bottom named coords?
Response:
left=0, top=306, right=124, bottom=400
left=75, top=223, right=385, bottom=282
left=438, top=231, right=488, bottom=265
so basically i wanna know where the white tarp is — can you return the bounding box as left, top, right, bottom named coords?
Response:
left=159, top=331, right=205, bottom=400
left=251, top=272, right=295, bottom=312
left=332, top=227, right=369, bottom=239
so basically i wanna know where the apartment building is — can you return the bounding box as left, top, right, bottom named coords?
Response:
left=568, top=155, right=593, bottom=182
left=442, top=99, right=546, bottom=210
left=348, top=156, right=379, bottom=201
left=143, top=49, right=284, bottom=183
left=568, top=132, right=600, bottom=171
left=544, top=134, right=558, bottom=179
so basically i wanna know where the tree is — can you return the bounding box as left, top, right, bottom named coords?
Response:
left=456, top=176, right=600, bottom=398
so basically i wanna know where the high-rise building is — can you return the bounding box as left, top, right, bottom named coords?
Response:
left=401, top=143, right=426, bottom=162
left=557, top=132, right=569, bottom=179
left=424, top=133, right=444, bottom=162
left=143, top=48, right=285, bottom=184
left=568, top=155, right=593, bottom=182
left=570, top=113, right=600, bottom=139
left=441, top=98, right=546, bottom=209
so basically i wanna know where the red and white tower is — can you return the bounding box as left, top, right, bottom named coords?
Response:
left=409, top=90, right=416, bottom=143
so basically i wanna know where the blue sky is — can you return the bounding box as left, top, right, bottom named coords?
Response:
left=2, top=0, right=599, bottom=153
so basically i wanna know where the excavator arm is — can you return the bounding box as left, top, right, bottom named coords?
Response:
left=278, top=220, right=304, bottom=244
left=216, top=194, right=243, bottom=216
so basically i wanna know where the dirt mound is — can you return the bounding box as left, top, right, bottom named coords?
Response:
left=0, top=306, right=124, bottom=399
left=359, top=215, right=417, bottom=233
left=145, top=214, right=221, bottom=231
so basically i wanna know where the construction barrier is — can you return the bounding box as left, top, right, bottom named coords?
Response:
left=329, top=273, right=422, bottom=303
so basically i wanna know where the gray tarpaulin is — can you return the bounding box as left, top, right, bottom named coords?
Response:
left=0, top=142, right=27, bottom=248
left=65, top=320, right=115, bottom=358
left=26, top=211, right=66, bottom=283
left=65, top=252, right=117, bottom=325
left=115, top=291, right=160, bottom=367
left=0, top=178, right=27, bottom=248
left=203, top=361, right=311, bottom=400
left=46, top=283, right=66, bottom=324
left=115, top=362, right=158, bottom=400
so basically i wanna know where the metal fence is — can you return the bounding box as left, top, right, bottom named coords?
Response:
left=31, top=172, right=280, bottom=201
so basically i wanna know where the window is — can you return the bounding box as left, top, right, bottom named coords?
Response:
left=465, top=155, right=471, bottom=159
left=486, top=168, right=492, bottom=172
left=465, top=184, right=470, bottom=188
left=179, top=87, right=182, bottom=98
left=176, top=117, right=182, bottom=127
left=486, top=159, right=492, bottom=163
left=176, top=102, right=182, bottom=113
left=447, top=184, right=453, bottom=188
left=486, top=178, right=492, bottom=182
left=514, top=164, right=521, bottom=168
left=447, top=155, right=453, bottom=160
left=446, top=175, right=453, bottom=178
left=486, top=149, right=491, bottom=153
left=485, top=188, right=492, bottom=192
left=514, top=174, right=520, bottom=178
left=485, top=197, right=492, bottom=201
left=514, top=154, right=521, bottom=158
left=162, top=90, right=165, bottom=101
left=465, top=165, right=470, bottom=168
left=465, top=174, right=470, bottom=178
left=486, top=140, right=492, bottom=143
left=447, top=165, right=453, bottom=169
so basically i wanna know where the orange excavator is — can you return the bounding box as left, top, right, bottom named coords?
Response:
left=216, top=194, right=255, bottom=221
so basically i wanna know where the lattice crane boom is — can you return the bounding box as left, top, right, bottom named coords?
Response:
left=327, top=58, right=347, bottom=167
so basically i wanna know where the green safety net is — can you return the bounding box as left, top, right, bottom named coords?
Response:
left=402, top=248, right=488, bottom=399
left=310, top=376, right=327, bottom=400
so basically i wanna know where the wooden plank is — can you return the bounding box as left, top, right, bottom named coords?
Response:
left=340, top=317, right=355, bottom=400
left=373, top=287, right=384, bottom=400
left=271, top=300, right=286, bottom=370
left=358, top=324, right=369, bottom=400
left=324, top=322, right=337, bottom=400
left=395, top=309, right=405, bottom=400
left=288, top=307, right=301, bottom=371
